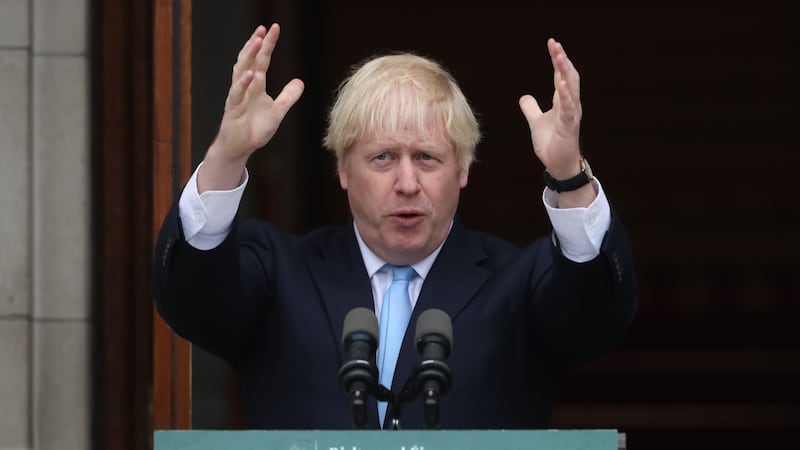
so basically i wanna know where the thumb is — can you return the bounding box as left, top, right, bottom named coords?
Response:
left=274, top=78, right=305, bottom=116
left=518, top=94, right=543, bottom=128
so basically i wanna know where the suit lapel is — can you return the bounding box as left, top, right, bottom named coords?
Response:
left=305, top=224, right=375, bottom=367
left=306, top=224, right=384, bottom=428
left=305, top=221, right=492, bottom=422
left=393, top=221, right=491, bottom=392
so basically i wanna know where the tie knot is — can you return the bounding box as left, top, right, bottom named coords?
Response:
left=389, top=265, right=415, bottom=282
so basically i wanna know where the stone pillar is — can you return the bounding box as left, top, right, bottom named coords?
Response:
left=0, top=0, right=92, bottom=449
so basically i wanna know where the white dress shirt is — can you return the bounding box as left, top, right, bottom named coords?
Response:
left=178, top=164, right=612, bottom=313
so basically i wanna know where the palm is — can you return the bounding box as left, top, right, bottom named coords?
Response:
left=220, top=90, right=284, bottom=154
left=213, top=24, right=304, bottom=161
left=528, top=91, right=581, bottom=171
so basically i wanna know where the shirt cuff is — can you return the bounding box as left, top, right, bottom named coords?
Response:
left=178, top=163, right=248, bottom=250
left=542, top=177, right=611, bottom=263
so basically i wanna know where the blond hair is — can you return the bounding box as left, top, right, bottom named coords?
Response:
left=323, top=52, right=481, bottom=171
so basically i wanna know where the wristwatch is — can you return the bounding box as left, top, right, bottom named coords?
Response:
left=542, top=156, right=593, bottom=193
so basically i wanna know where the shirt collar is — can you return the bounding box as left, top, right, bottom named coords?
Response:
left=353, top=220, right=452, bottom=280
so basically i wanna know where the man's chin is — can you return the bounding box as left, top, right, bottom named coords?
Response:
left=382, top=241, right=429, bottom=265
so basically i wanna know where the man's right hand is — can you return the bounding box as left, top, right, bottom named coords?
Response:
left=198, top=23, right=305, bottom=193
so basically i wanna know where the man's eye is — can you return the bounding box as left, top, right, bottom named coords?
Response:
left=375, top=153, right=389, bottom=161
left=419, top=154, right=434, bottom=161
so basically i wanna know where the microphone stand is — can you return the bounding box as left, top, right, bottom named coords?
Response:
left=416, top=358, right=452, bottom=429
left=376, top=383, right=403, bottom=430
left=396, top=358, right=452, bottom=429
left=338, top=358, right=377, bottom=429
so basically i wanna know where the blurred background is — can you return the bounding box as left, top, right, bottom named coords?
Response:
left=0, top=1, right=796, bottom=450
left=191, top=1, right=799, bottom=449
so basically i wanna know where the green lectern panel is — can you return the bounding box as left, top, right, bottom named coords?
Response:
left=155, top=429, right=618, bottom=450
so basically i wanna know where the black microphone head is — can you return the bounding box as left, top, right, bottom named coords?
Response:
left=415, top=308, right=453, bottom=353
left=342, top=307, right=379, bottom=347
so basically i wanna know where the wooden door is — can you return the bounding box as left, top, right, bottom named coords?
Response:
left=151, top=0, right=193, bottom=432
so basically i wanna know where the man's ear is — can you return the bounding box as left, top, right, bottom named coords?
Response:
left=459, top=168, right=469, bottom=188
left=338, top=161, right=348, bottom=190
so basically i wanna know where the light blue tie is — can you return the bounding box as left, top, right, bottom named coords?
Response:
left=377, top=265, right=415, bottom=427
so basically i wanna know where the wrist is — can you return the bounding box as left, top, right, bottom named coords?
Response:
left=543, top=156, right=593, bottom=193
left=545, top=160, right=582, bottom=180
left=197, top=151, right=248, bottom=193
left=206, top=138, right=251, bottom=165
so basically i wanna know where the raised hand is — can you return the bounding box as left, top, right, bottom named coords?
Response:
left=519, top=38, right=583, bottom=181
left=199, top=23, right=304, bottom=192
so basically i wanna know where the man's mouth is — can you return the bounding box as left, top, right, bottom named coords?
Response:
left=389, top=211, right=424, bottom=225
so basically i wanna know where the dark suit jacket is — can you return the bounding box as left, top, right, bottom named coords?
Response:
left=152, top=201, right=637, bottom=430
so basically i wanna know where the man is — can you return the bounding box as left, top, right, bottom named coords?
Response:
left=152, top=23, right=637, bottom=430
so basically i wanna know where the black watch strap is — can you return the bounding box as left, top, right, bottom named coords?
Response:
left=542, top=157, right=593, bottom=193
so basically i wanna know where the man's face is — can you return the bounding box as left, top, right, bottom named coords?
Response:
left=339, top=125, right=469, bottom=265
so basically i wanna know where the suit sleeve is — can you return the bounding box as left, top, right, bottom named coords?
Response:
left=151, top=201, right=270, bottom=366
left=530, top=208, right=638, bottom=372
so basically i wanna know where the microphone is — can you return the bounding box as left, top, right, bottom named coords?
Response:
left=413, top=308, right=453, bottom=429
left=338, top=307, right=379, bottom=429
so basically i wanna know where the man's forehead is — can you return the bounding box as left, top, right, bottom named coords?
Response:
left=352, top=133, right=453, bottom=159
left=364, top=129, right=448, bottom=145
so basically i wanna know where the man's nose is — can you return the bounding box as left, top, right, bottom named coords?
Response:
left=395, top=158, right=420, bottom=194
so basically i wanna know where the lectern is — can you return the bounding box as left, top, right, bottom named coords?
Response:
left=154, top=429, right=626, bottom=450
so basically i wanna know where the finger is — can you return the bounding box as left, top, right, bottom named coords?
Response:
left=249, top=65, right=267, bottom=100
left=232, top=26, right=267, bottom=85
left=557, top=55, right=580, bottom=104
left=232, top=37, right=262, bottom=85
left=253, top=23, right=280, bottom=76
left=549, top=39, right=580, bottom=103
left=555, top=79, right=577, bottom=123
left=226, top=70, right=255, bottom=109
left=518, top=94, right=543, bottom=126
left=551, top=89, right=560, bottom=111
